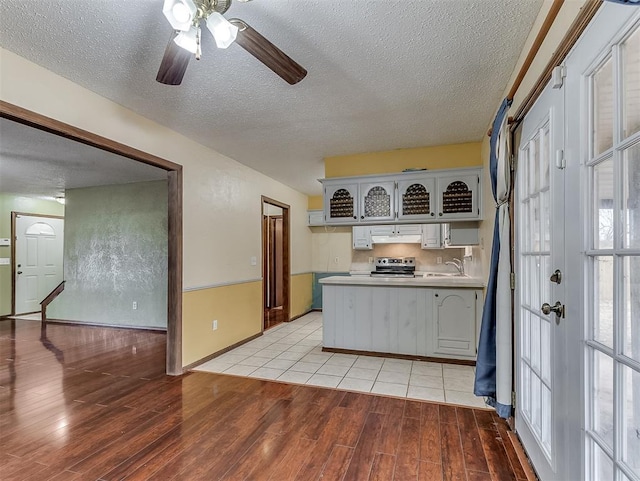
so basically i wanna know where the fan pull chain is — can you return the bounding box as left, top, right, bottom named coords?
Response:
left=196, top=26, right=202, bottom=60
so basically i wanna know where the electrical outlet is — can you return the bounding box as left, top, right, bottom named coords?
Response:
left=132, top=301, right=138, bottom=310
left=368, top=257, right=374, bottom=263
left=436, top=257, right=442, bottom=265
left=213, top=320, right=218, bottom=331
left=250, top=256, right=257, bottom=266
left=334, top=256, right=339, bottom=264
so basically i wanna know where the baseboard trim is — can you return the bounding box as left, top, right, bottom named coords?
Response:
left=288, top=310, right=313, bottom=322
left=43, top=318, right=167, bottom=332
left=506, top=430, right=539, bottom=481
left=184, top=332, right=263, bottom=371
left=322, top=347, right=476, bottom=366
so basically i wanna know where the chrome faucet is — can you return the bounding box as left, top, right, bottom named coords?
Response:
left=445, top=258, right=465, bottom=276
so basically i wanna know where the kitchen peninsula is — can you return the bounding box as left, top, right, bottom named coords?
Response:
left=319, top=274, right=484, bottom=363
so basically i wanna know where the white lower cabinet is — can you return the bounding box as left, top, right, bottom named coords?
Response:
left=322, top=285, right=482, bottom=360
left=432, top=288, right=482, bottom=358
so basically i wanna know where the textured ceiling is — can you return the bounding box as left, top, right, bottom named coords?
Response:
left=0, top=0, right=542, bottom=195
left=0, top=118, right=167, bottom=198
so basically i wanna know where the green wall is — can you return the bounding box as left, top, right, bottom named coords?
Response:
left=48, top=181, right=168, bottom=329
left=0, top=194, right=65, bottom=316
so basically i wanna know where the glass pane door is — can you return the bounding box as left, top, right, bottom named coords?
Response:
left=515, top=82, right=566, bottom=479
left=584, top=21, right=640, bottom=481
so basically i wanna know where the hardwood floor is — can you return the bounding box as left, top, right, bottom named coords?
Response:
left=0, top=320, right=536, bottom=481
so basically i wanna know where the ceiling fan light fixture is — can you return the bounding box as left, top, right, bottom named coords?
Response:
left=206, top=12, right=238, bottom=49
left=162, top=0, right=197, bottom=31
left=174, top=26, right=199, bottom=54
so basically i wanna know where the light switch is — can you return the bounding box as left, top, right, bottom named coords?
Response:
left=0, top=238, right=10, bottom=246
left=250, top=256, right=257, bottom=266
left=0, top=258, right=10, bottom=265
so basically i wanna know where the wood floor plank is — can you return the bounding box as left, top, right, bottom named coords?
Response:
left=375, top=399, right=405, bottom=455
left=495, top=419, right=528, bottom=480
left=418, top=460, right=444, bottom=481
left=478, top=427, right=518, bottom=481
left=420, top=404, right=442, bottom=464
left=440, top=421, right=467, bottom=481
left=439, top=405, right=459, bottom=424
left=457, top=407, right=490, bottom=474
left=317, top=444, right=354, bottom=481
left=474, top=409, right=498, bottom=432
left=404, top=400, right=423, bottom=419
left=295, top=407, right=362, bottom=480
left=368, top=453, right=397, bottom=481
left=342, top=412, right=386, bottom=480
left=0, top=321, right=535, bottom=481
left=393, top=415, right=421, bottom=480
left=467, top=469, right=494, bottom=481
left=266, top=437, right=316, bottom=481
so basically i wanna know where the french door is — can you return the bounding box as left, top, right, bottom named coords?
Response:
left=564, top=5, right=640, bottom=481
left=516, top=81, right=572, bottom=480
left=516, top=4, right=640, bottom=481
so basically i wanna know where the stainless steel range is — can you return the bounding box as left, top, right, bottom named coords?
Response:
left=370, top=257, right=416, bottom=277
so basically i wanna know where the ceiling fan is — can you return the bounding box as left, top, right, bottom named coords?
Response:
left=156, top=0, right=307, bottom=86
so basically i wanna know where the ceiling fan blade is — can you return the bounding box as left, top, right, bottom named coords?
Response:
left=156, top=34, right=192, bottom=85
left=229, top=19, right=307, bottom=85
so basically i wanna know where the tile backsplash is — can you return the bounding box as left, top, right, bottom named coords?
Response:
left=351, top=244, right=467, bottom=274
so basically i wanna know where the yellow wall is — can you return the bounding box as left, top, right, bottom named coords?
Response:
left=290, top=272, right=313, bottom=318
left=324, top=142, right=482, bottom=178
left=1, top=48, right=313, bottom=369
left=308, top=196, right=323, bottom=210
left=182, top=281, right=262, bottom=366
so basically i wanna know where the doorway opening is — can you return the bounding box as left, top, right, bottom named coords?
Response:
left=1, top=102, right=183, bottom=375
left=261, top=196, right=290, bottom=331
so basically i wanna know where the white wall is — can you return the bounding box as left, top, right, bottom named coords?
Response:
left=0, top=48, right=313, bottom=290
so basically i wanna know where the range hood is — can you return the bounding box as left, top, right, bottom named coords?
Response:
left=370, top=234, right=422, bottom=244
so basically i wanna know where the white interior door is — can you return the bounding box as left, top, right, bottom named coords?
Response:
left=515, top=80, right=571, bottom=480
left=15, top=214, right=64, bottom=315
left=563, top=5, right=640, bottom=481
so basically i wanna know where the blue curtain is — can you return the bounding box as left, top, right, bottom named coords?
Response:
left=474, top=98, right=512, bottom=418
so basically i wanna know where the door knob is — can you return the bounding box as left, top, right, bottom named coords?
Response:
left=550, top=269, right=562, bottom=285
left=541, top=301, right=565, bottom=322
left=17, top=271, right=23, bottom=274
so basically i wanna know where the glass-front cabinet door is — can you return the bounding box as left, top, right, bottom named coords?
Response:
left=359, top=181, right=396, bottom=222
left=397, top=177, right=436, bottom=221
left=323, top=183, right=359, bottom=224
left=436, top=174, right=480, bottom=220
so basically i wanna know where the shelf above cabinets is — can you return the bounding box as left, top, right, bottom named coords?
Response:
left=320, top=167, right=482, bottom=225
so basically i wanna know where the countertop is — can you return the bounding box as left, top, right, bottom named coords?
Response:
left=319, top=274, right=485, bottom=288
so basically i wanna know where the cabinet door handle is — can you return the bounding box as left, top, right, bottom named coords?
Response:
left=434, top=293, right=439, bottom=297
left=439, top=213, right=443, bottom=216
left=353, top=216, right=357, bottom=219
left=361, top=215, right=364, bottom=219
left=431, top=212, right=435, bottom=216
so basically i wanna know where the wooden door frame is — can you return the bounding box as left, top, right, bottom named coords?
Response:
left=0, top=101, right=184, bottom=375
left=11, top=212, right=64, bottom=316
left=261, top=196, right=290, bottom=330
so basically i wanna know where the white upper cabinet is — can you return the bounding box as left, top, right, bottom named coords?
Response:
left=352, top=226, right=372, bottom=250
left=320, top=167, right=482, bottom=225
left=436, top=173, right=481, bottom=220
left=397, top=177, right=437, bottom=221
left=323, top=182, right=359, bottom=224
left=359, top=181, right=396, bottom=222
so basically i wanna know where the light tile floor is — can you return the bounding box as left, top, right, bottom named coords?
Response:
left=193, top=311, right=488, bottom=408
